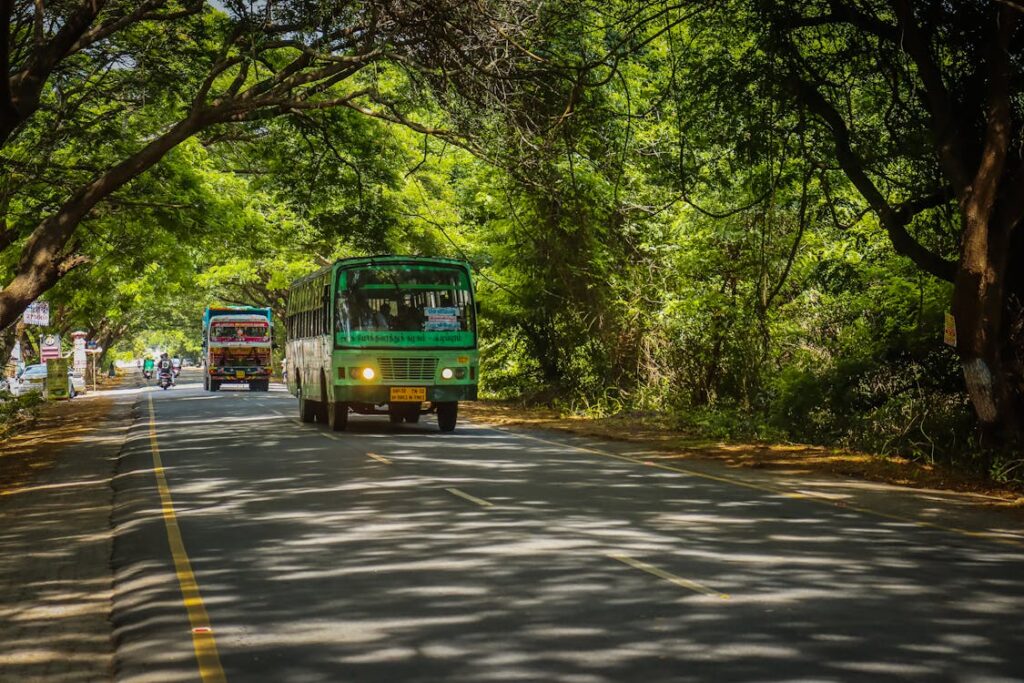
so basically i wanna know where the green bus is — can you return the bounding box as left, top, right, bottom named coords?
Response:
left=285, top=255, right=479, bottom=431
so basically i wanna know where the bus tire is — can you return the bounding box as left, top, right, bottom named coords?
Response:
left=210, top=380, right=221, bottom=392
left=299, top=394, right=317, bottom=423
left=437, top=401, right=458, bottom=432
left=328, top=401, right=348, bottom=431
left=388, top=409, right=403, bottom=424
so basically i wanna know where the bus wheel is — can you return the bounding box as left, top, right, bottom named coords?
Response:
left=437, top=402, right=458, bottom=432
left=388, top=408, right=403, bottom=424
left=328, top=401, right=349, bottom=431
left=299, top=394, right=317, bottom=423
left=210, top=380, right=221, bottom=392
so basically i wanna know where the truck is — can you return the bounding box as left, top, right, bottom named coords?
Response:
left=202, top=306, right=273, bottom=392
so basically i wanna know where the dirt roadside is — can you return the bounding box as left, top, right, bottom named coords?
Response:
left=1, top=392, right=118, bottom=492
left=461, top=401, right=1024, bottom=511
left=0, top=378, right=138, bottom=682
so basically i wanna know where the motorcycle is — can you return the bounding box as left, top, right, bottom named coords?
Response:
left=158, top=370, right=174, bottom=390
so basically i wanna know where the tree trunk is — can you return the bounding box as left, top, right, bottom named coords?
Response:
left=952, top=209, right=1019, bottom=443
left=0, top=322, right=15, bottom=373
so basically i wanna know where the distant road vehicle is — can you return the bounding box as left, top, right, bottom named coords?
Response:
left=202, top=306, right=273, bottom=392
left=11, top=363, right=77, bottom=399
left=286, top=255, right=479, bottom=432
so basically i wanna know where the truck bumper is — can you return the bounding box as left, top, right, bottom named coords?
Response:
left=210, top=367, right=271, bottom=382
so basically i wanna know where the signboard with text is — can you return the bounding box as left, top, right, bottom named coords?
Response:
left=46, top=358, right=69, bottom=400
left=72, top=333, right=87, bottom=376
left=24, top=301, right=50, bottom=326
left=944, top=312, right=957, bottom=347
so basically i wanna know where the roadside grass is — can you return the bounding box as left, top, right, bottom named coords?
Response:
left=0, top=391, right=45, bottom=439
left=462, top=400, right=1024, bottom=508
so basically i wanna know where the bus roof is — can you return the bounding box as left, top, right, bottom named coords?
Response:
left=288, top=255, right=472, bottom=290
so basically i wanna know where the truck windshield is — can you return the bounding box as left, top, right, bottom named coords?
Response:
left=211, top=324, right=269, bottom=342
left=335, top=264, right=475, bottom=348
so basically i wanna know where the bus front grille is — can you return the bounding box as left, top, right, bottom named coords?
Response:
left=378, top=357, right=438, bottom=381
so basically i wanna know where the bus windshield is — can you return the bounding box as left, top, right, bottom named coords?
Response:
left=335, top=264, right=475, bottom=348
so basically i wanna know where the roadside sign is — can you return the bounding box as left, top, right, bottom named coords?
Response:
left=41, top=334, right=61, bottom=361
left=46, top=358, right=70, bottom=400
left=24, top=301, right=50, bottom=326
left=943, top=312, right=957, bottom=347
left=72, top=331, right=87, bottom=376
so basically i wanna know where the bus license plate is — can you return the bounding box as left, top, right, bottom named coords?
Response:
left=236, top=370, right=246, bottom=379
left=390, top=387, right=426, bottom=402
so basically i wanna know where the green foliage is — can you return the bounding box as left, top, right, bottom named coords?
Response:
left=0, top=391, right=45, bottom=435
left=4, top=0, right=1015, bottom=480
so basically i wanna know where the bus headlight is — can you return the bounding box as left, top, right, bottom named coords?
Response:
left=441, top=367, right=454, bottom=380
left=361, top=367, right=376, bottom=381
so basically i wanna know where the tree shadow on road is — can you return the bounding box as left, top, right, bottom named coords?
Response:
left=111, top=392, right=1024, bottom=682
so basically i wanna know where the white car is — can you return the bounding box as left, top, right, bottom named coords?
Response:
left=11, top=364, right=78, bottom=399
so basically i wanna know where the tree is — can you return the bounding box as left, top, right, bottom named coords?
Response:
left=0, top=0, right=526, bottom=335
left=733, top=0, right=1024, bottom=441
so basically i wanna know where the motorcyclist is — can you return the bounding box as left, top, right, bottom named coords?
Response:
left=157, top=352, right=175, bottom=386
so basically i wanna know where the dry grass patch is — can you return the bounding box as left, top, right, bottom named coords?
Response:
left=0, top=396, right=116, bottom=495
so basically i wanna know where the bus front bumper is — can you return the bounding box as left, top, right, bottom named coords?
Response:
left=333, top=384, right=477, bottom=404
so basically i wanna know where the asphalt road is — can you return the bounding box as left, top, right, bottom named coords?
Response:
left=111, top=378, right=1024, bottom=683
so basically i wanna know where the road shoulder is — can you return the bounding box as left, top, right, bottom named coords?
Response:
left=464, top=405, right=1024, bottom=547
left=0, top=387, right=138, bottom=682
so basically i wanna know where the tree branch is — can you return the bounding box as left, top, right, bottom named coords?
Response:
left=787, top=73, right=956, bottom=281
left=889, top=0, right=972, bottom=197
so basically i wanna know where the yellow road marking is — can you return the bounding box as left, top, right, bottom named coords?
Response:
left=609, top=553, right=730, bottom=600
left=147, top=395, right=226, bottom=683
left=444, top=487, right=494, bottom=508
left=496, top=428, right=1024, bottom=548
left=367, top=452, right=392, bottom=465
